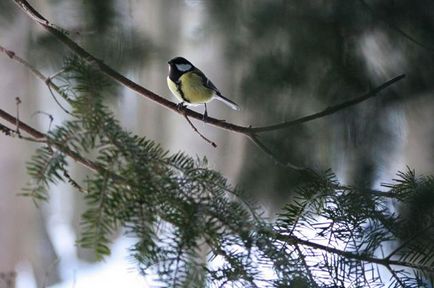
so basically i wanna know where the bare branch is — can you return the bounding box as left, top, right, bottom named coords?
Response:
left=250, top=74, right=406, bottom=133
left=7, top=0, right=407, bottom=173
left=0, top=45, right=48, bottom=83
left=11, top=0, right=405, bottom=136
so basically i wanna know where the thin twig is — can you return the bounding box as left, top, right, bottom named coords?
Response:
left=0, top=44, right=49, bottom=84
left=46, top=68, right=70, bottom=113
left=0, top=44, right=71, bottom=114
left=386, top=223, right=434, bottom=260
left=15, top=97, right=21, bottom=133
left=295, top=244, right=319, bottom=287
left=339, top=185, right=399, bottom=199
left=249, top=74, right=406, bottom=133
left=360, top=0, right=434, bottom=54
left=248, top=133, right=306, bottom=171
left=386, top=265, right=406, bottom=288
left=31, top=110, right=54, bottom=132
left=183, top=113, right=217, bottom=148
left=11, top=0, right=405, bottom=135
left=46, top=80, right=71, bottom=114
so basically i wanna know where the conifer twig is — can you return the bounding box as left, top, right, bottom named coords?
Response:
left=0, top=108, right=112, bottom=176
left=273, top=231, right=434, bottom=274
left=1, top=108, right=431, bottom=285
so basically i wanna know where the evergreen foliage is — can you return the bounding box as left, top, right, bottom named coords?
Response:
left=23, top=57, right=434, bottom=287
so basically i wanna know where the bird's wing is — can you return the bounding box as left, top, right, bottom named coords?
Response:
left=194, top=68, right=222, bottom=95
left=194, top=68, right=240, bottom=110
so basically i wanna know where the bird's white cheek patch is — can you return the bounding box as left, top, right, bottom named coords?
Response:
left=176, top=63, right=192, bottom=71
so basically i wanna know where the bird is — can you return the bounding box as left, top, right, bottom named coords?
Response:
left=167, top=56, right=240, bottom=118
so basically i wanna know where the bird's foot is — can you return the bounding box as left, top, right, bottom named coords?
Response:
left=177, top=102, right=186, bottom=112
left=202, top=110, right=208, bottom=121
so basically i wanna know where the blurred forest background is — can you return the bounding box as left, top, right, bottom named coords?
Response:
left=0, top=0, right=433, bottom=287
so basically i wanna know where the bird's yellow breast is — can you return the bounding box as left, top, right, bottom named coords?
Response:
left=167, top=77, right=183, bottom=102
left=169, top=71, right=214, bottom=104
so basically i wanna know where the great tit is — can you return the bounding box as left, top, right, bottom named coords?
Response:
left=167, top=57, right=240, bottom=117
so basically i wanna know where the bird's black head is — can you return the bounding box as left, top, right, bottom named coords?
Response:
left=168, top=57, right=192, bottom=66
left=168, top=57, right=195, bottom=80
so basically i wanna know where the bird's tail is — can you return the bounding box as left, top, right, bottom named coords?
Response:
left=214, top=93, right=240, bottom=111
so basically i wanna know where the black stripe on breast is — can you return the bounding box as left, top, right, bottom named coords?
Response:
left=177, top=80, right=190, bottom=103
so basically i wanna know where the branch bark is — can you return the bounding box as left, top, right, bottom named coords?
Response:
left=0, top=108, right=45, bottom=139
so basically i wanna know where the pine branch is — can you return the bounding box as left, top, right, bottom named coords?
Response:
left=2, top=102, right=433, bottom=286
left=0, top=108, right=123, bottom=181
left=267, top=170, right=434, bottom=286
left=2, top=55, right=260, bottom=285
left=0, top=51, right=127, bottom=182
